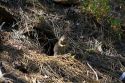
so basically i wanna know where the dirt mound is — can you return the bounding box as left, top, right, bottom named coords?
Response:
left=0, top=48, right=121, bottom=83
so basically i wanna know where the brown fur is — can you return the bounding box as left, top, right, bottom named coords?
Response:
left=54, top=35, right=69, bottom=55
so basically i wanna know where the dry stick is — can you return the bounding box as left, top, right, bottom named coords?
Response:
left=87, top=62, right=99, bottom=81
left=0, top=22, right=5, bottom=30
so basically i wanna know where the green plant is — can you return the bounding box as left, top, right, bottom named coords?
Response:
left=109, top=17, right=122, bottom=41
left=83, top=0, right=111, bottom=20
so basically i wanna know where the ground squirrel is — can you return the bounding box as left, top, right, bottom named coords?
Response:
left=53, top=35, right=69, bottom=56
left=53, top=21, right=71, bottom=56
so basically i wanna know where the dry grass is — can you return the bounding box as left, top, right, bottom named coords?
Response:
left=0, top=0, right=125, bottom=83
left=0, top=47, right=122, bottom=83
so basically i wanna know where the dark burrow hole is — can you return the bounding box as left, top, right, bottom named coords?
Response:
left=14, top=62, right=29, bottom=74
left=0, top=7, right=18, bottom=32
left=24, top=23, right=58, bottom=56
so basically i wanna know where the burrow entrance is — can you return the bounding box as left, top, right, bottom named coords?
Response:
left=0, top=7, right=18, bottom=31
left=24, top=23, right=58, bottom=56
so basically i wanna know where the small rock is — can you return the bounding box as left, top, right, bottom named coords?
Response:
left=120, top=72, right=125, bottom=80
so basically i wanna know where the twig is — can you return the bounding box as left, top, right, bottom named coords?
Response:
left=87, top=62, right=99, bottom=81
left=0, top=22, right=5, bottom=31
